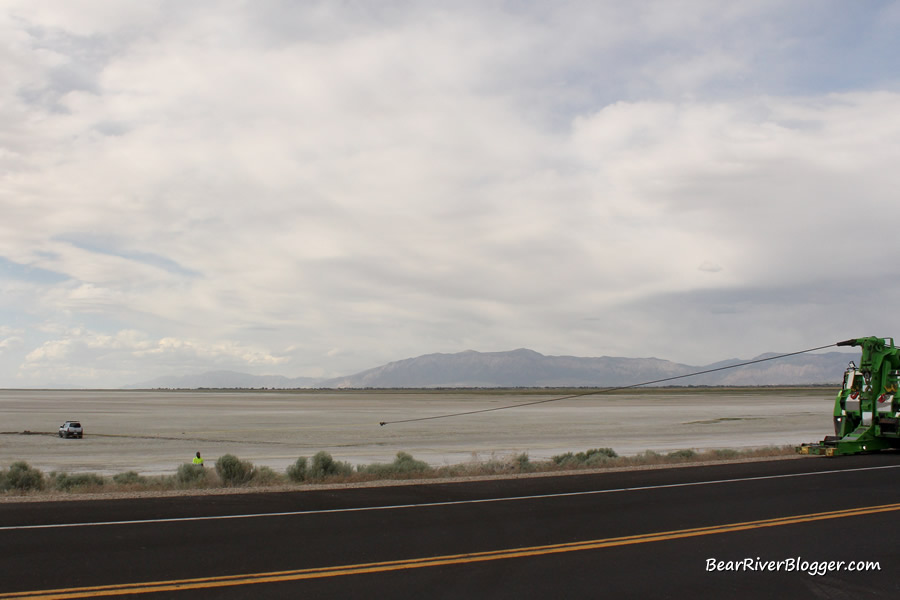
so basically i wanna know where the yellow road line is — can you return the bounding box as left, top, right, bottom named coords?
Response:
left=4, top=502, right=899, bottom=599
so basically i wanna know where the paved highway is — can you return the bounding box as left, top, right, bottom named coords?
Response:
left=2, top=454, right=899, bottom=599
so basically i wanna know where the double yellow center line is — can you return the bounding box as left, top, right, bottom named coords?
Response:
left=4, top=502, right=898, bottom=599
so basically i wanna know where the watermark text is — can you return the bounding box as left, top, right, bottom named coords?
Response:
left=706, top=557, right=881, bottom=576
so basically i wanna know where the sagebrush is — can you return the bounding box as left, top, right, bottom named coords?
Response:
left=216, top=454, right=256, bottom=486
left=0, top=445, right=797, bottom=496
left=1, top=462, right=45, bottom=491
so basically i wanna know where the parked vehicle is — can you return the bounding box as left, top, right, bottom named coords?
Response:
left=58, top=421, right=83, bottom=439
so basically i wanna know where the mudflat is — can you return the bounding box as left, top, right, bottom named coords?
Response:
left=0, top=389, right=836, bottom=475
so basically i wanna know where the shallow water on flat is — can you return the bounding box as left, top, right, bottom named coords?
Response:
left=0, top=389, right=835, bottom=475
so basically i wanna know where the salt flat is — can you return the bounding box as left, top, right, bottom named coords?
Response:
left=0, top=389, right=836, bottom=476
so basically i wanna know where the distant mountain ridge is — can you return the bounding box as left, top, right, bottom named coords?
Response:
left=125, top=348, right=856, bottom=389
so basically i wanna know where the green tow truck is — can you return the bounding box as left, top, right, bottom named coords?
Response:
left=799, top=336, right=900, bottom=456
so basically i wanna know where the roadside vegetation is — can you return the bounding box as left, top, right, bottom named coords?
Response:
left=0, top=445, right=797, bottom=498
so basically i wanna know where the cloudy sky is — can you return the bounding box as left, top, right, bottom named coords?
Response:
left=2, top=1, right=899, bottom=388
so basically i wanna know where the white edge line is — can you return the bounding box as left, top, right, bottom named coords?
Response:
left=3, top=464, right=898, bottom=532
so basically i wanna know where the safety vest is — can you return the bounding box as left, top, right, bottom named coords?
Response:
left=193, top=456, right=203, bottom=465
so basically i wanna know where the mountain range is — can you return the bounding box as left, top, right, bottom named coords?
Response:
left=125, top=348, right=857, bottom=389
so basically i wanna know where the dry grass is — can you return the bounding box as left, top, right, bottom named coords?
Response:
left=0, top=445, right=801, bottom=501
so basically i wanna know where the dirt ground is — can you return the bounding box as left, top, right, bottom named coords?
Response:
left=0, top=389, right=836, bottom=476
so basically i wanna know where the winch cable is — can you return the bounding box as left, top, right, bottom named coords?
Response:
left=378, top=342, right=839, bottom=426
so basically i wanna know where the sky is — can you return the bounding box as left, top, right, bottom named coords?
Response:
left=2, top=1, right=900, bottom=388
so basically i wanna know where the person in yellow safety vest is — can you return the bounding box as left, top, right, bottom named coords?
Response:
left=193, top=451, right=204, bottom=466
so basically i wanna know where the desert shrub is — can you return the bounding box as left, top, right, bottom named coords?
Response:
left=176, top=463, right=208, bottom=485
left=551, top=448, right=618, bottom=468
left=52, top=472, right=105, bottom=491
left=2, top=462, right=45, bottom=491
left=578, top=448, right=618, bottom=465
left=215, top=454, right=255, bottom=486
left=667, top=449, right=697, bottom=460
left=252, top=466, right=280, bottom=485
left=287, top=457, right=308, bottom=482
left=479, top=456, right=511, bottom=474
left=512, top=452, right=534, bottom=472
left=113, top=471, right=146, bottom=485
left=308, top=451, right=352, bottom=481
left=551, top=451, right=576, bottom=466
left=630, top=450, right=662, bottom=465
left=392, top=451, right=431, bottom=474
left=712, top=448, right=739, bottom=459
left=358, top=452, right=432, bottom=478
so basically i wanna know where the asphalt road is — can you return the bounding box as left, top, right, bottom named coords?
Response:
left=2, top=455, right=899, bottom=599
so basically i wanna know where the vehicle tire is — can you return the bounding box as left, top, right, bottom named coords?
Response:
left=77, top=434, right=83, bottom=439
left=58, top=431, right=63, bottom=438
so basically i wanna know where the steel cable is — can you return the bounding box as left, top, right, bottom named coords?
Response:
left=379, top=342, right=840, bottom=426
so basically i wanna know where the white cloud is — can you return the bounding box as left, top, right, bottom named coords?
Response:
left=20, top=326, right=289, bottom=386
left=0, top=336, right=23, bottom=351
left=698, top=262, right=723, bottom=273
left=25, top=338, right=72, bottom=362
left=2, top=2, right=900, bottom=384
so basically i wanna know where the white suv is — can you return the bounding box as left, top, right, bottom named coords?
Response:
left=58, top=421, right=83, bottom=439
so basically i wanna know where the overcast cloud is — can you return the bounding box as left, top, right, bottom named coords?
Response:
left=2, top=1, right=899, bottom=387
